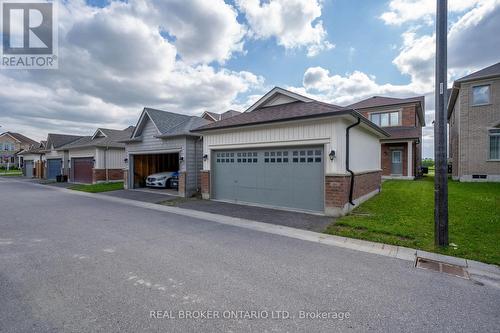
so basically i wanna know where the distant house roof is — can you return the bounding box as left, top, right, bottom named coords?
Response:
left=46, top=133, right=84, bottom=150
left=193, top=100, right=389, bottom=137
left=17, top=141, right=46, bottom=155
left=0, top=132, right=38, bottom=145
left=126, top=108, right=210, bottom=141
left=201, top=110, right=241, bottom=122
left=58, top=126, right=135, bottom=150
left=347, top=96, right=426, bottom=126
left=448, top=62, right=500, bottom=118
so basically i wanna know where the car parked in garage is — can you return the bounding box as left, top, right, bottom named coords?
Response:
left=146, top=171, right=179, bottom=189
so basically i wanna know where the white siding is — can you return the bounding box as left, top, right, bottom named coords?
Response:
left=350, top=125, right=381, bottom=172
left=202, top=117, right=382, bottom=175
left=21, top=153, right=42, bottom=161
left=106, top=148, right=126, bottom=169
left=45, top=147, right=63, bottom=160
left=69, top=147, right=95, bottom=159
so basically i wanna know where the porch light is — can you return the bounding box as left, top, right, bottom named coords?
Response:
left=179, top=156, right=184, bottom=162
left=124, top=158, right=128, bottom=163
left=329, top=150, right=336, bottom=160
left=203, top=154, right=208, bottom=161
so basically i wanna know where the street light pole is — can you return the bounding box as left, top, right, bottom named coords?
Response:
left=434, top=0, right=448, bottom=246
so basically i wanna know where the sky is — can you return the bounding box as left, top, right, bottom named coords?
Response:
left=1, top=0, right=499, bottom=158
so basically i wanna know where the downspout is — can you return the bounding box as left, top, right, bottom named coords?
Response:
left=346, top=116, right=361, bottom=206
left=105, top=147, right=108, bottom=182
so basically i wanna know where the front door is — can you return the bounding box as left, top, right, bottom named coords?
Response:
left=391, top=150, right=403, bottom=175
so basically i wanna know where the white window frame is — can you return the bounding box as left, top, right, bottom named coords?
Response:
left=471, top=84, right=491, bottom=106
left=488, top=128, right=500, bottom=161
left=369, top=110, right=401, bottom=127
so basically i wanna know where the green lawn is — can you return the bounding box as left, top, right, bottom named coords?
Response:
left=325, top=177, right=500, bottom=265
left=69, top=182, right=123, bottom=193
left=0, top=169, right=22, bottom=176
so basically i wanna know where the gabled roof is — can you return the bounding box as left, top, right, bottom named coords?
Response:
left=201, top=110, right=241, bottom=122
left=193, top=100, right=389, bottom=137
left=128, top=108, right=210, bottom=141
left=0, top=132, right=38, bottom=145
left=245, top=87, right=314, bottom=112
left=17, top=141, right=46, bottom=155
left=58, top=126, right=135, bottom=150
left=45, top=133, right=84, bottom=150
left=448, top=62, right=500, bottom=119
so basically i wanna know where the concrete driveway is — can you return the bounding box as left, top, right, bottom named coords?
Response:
left=1, top=178, right=499, bottom=332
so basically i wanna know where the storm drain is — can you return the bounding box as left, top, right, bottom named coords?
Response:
left=415, top=257, right=469, bottom=279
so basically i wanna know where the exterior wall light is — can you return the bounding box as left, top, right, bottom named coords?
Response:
left=329, top=150, right=336, bottom=160
left=179, top=156, right=184, bottom=162
left=124, top=158, right=128, bottom=163
left=203, top=154, right=208, bottom=161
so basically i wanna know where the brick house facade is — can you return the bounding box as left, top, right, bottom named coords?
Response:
left=448, top=62, right=500, bottom=182
left=348, top=96, right=425, bottom=179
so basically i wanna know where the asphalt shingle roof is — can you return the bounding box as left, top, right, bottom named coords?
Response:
left=381, top=127, right=421, bottom=140
left=46, top=133, right=84, bottom=149
left=455, top=62, right=500, bottom=83
left=140, top=108, right=210, bottom=138
left=1, top=132, right=38, bottom=145
left=59, top=126, right=135, bottom=150
left=347, top=96, right=425, bottom=110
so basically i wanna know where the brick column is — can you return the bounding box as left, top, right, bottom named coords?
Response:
left=201, top=170, right=210, bottom=200
left=178, top=171, right=186, bottom=197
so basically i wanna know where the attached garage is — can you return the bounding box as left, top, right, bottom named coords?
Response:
left=212, top=147, right=324, bottom=212
left=24, top=160, right=34, bottom=178
left=46, top=158, right=62, bottom=180
left=72, top=157, right=93, bottom=183
left=194, top=87, right=389, bottom=216
left=131, top=153, right=179, bottom=188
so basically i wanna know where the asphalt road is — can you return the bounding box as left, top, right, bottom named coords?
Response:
left=1, top=178, right=499, bottom=332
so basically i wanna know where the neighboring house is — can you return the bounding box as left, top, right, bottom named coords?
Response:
left=0, top=132, right=38, bottom=168
left=201, top=110, right=241, bottom=122
left=193, top=87, right=389, bottom=217
left=17, top=141, right=46, bottom=178
left=43, top=133, right=84, bottom=180
left=448, top=62, right=500, bottom=182
left=347, top=96, right=425, bottom=179
left=57, top=127, right=134, bottom=184
left=122, top=108, right=210, bottom=197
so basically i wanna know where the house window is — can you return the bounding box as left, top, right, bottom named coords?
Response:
left=472, top=85, right=490, bottom=106
left=489, top=129, right=500, bottom=160
left=370, top=111, right=400, bottom=127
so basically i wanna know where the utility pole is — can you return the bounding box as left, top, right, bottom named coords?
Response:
left=434, top=0, right=448, bottom=246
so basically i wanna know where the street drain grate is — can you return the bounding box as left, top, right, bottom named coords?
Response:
left=415, top=257, right=469, bottom=279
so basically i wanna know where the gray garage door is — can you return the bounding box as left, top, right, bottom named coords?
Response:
left=24, top=160, right=33, bottom=178
left=212, top=146, right=324, bottom=212
left=47, top=159, right=62, bottom=180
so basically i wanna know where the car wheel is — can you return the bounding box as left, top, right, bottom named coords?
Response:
left=165, top=178, right=171, bottom=189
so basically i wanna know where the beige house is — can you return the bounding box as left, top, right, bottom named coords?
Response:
left=0, top=132, right=38, bottom=168
left=448, top=62, right=500, bottom=182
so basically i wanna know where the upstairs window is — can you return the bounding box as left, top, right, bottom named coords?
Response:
left=489, top=129, right=500, bottom=160
left=472, top=85, right=490, bottom=106
left=370, top=111, right=400, bottom=127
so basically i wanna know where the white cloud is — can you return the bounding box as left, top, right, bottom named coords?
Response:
left=236, top=0, right=334, bottom=56
left=0, top=0, right=262, bottom=140
left=380, top=0, right=482, bottom=25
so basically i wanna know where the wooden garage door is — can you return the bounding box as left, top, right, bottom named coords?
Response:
left=212, top=146, right=324, bottom=212
left=72, top=158, right=93, bottom=184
